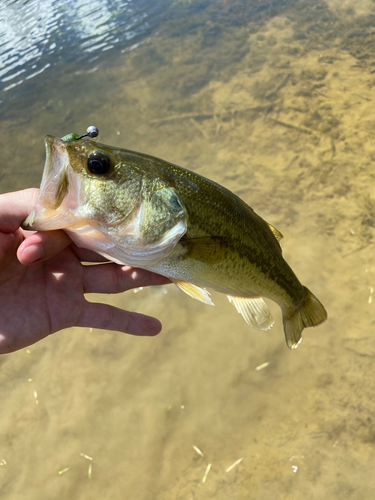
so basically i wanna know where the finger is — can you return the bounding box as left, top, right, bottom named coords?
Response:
left=0, top=188, right=39, bottom=232
left=17, top=230, right=72, bottom=265
left=83, top=264, right=171, bottom=293
left=78, top=301, right=163, bottom=336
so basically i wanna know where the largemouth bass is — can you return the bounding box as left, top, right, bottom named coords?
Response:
left=23, top=129, right=327, bottom=349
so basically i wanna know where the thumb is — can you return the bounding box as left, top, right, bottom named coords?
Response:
left=17, top=230, right=72, bottom=265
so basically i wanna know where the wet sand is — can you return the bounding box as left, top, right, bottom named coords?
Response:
left=1, top=1, right=375, bottom=498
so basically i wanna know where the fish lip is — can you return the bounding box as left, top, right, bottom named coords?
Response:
left=22, top=136, right=72, bottom=231
left=38, top=135, right=68, bottom=208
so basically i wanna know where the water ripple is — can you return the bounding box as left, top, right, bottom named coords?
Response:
left=0, top=0, right=171, bottom=97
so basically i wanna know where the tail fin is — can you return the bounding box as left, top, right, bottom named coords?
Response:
left=283, top=287, right=327, bottom=349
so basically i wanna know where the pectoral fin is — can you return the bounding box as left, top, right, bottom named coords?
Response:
left=173, top=280, right=214, bottom=305
left=179, top=236, right=228, bottom=264
left=227, top=296, right=274, bottom=330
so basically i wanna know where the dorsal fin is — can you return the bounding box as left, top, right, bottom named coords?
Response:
left=268, top=223, right=283, bottom=241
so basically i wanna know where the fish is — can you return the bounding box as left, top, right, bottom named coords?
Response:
left=23, top=130, right=327, bottom=349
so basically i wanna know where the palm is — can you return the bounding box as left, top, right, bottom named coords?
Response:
left=0, top=223, right=169, bottom=354
left=1, top=232, right=84, bottom=351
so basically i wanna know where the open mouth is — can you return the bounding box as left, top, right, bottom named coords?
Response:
left=22, top=136, right=74, bottom=231
left=38, top=136, right=69, bottom=210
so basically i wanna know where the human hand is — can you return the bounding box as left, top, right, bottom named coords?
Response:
left=0, top=188, right=170, bottom=354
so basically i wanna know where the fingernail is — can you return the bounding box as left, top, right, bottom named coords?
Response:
left=21, top=244, right=44, bottom=264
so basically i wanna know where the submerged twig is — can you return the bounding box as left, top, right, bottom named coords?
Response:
left=192, top=445, right=204, bottom=457
left=150, top=106, right=271, bottom=125
left=202, top=463, right=211, bottom=483
left=58, top=468, right=70, bottom=475
left=226, top=458, right=243, bottom=473
left=273, top=120, right=312, bottom=135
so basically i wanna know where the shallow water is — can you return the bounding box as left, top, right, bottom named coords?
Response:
left=1, top=0, right=375, bottom=498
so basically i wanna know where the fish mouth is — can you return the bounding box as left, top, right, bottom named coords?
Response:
left=22, top=136, right=78, bottom=231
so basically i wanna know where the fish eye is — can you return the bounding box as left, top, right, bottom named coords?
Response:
left=87, top=151, right=111, bottom=174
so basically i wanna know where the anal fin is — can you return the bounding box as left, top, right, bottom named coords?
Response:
left=173, top=280, right=214, bottom=305
left=227, top=296, right=274, bottom=330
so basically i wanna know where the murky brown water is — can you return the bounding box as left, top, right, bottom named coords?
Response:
left=1, top=0, right=375, bottom=498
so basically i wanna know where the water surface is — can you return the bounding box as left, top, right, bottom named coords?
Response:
left=1, top=0, right=375, bottom=498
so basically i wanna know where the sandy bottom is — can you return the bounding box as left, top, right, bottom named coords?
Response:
left=1, top=1, right=375, bottom=498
